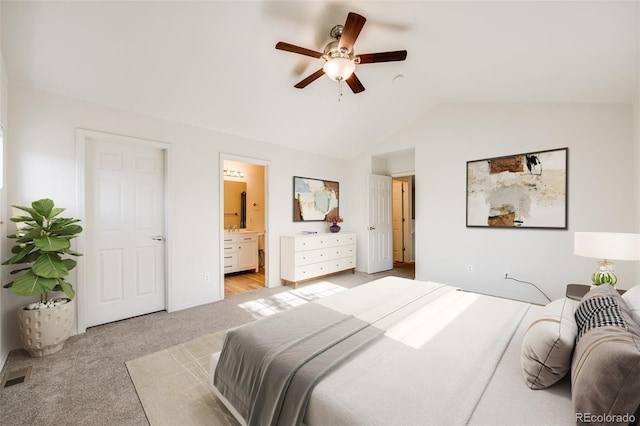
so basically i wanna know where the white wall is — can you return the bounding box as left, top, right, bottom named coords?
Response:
left=1, top=84, right=352, bottom=352
left=413, top=103, right=638, bottom=304
left=355, top=103, right=638, bottom=305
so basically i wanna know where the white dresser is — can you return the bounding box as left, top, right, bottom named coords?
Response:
left=223, top=232, right=259, bottom=274
left=280, top=232, right=356, bottom=288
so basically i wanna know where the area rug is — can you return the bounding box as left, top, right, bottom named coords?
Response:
left=126, top=282, right=347, bottom=425
left=126, top=331, right=237, bottom=425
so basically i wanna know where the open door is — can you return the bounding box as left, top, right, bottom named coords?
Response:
left=367, top=174, right=393, bottom=273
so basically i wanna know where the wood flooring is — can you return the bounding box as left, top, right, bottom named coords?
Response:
left=224, top=268, right=265, bottom=297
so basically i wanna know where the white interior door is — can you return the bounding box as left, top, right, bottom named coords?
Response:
left=368, top=174, right=393, bottom=273
left=85, top=138, right=166, bottom=328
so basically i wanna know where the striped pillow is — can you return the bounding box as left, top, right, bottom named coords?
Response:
left=574, top=295, right=628, bottom=340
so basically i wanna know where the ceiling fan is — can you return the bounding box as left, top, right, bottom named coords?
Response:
left=275, top=12, right=407, bottom=94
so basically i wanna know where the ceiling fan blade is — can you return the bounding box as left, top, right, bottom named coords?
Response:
left=294, top=68, right=325, bottom=89
left=345, top=73, right=365, bottom=94
left=338, top=12, right=366, bottom=52
left=357, top=50, right=408, bottom=64
left=276, top=42, right=323, bottom=59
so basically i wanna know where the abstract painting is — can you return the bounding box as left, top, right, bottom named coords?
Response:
left=293, top=176, right=339, bottom=222
left=466, top=148, right=568, bottom=229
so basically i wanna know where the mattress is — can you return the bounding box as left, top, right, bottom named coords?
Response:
left=210, top=277, right=574, bottom=425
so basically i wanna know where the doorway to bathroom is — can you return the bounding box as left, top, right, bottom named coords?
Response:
left=222, top=158, right=267, bottom=297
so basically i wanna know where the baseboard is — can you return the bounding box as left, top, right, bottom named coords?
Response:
left=168, top=296, right=221, bottom=313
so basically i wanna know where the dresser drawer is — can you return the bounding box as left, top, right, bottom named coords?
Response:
left=329, top=244, right=356, bottom=260
left=294, top=262, right=330, bottom=281
left=329, top=256, right=356, bottom=273
left=295, top=248, right=329, bottom=266
left=294, top=235, right=329, bottom=251
left=330, top=233, right=356, bottom=247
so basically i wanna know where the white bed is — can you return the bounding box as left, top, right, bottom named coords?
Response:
left=210, top=277, right=575, bottom=425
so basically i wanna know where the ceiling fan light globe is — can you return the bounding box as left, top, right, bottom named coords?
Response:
left=323, top=58, right=356, bottom=81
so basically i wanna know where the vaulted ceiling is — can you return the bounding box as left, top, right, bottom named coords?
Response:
left=2, top=1, right=638, bottom=158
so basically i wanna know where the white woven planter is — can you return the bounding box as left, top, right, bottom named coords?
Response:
left=17, top=300, right=74, bottom=357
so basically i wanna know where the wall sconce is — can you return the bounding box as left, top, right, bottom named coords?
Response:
left=223, top=169, right=245, bottom=178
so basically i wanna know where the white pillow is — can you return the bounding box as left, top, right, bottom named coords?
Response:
left=622, top=285, right=640, bottom=325
left=521, top=297, right=578, bottom=389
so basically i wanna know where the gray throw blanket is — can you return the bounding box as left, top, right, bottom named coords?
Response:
left=213, top=302, right=383, bottom=426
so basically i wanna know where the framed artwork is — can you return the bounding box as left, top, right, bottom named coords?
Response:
left=466, top=148, right=568, bottom=229
left=293, top=176, right=339, bottom=222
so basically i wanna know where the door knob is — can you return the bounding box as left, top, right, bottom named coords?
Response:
left=152, top=236, right=165, bottom=241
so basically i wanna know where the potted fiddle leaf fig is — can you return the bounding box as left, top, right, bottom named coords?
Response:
left=2, top=198, right=83, bottom=357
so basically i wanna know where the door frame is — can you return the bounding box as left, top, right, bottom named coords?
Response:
left=75, top=129, right=172, bottom=334
left=219, top=153, right=270, bottom=298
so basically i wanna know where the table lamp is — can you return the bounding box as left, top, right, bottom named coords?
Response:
left=574, top=232, right=640, bottom=286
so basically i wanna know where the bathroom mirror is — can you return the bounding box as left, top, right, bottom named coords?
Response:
left=224, top=181, right=247, bottom=229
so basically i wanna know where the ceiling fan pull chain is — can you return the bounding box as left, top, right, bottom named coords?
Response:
left=338, top=79, right=343, bottom=102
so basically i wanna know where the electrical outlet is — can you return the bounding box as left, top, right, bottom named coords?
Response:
left=467, top=265, right=473, bottom=272
left=504, top=271, right=510, bottom=279
left=204, top=273, right=211, bottom=282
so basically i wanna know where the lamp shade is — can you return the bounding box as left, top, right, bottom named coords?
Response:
left=323, top=57, right=356, bottom=81
left=574, top=232, right=640, bottom=261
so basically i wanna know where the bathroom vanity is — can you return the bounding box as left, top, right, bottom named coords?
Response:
left=223, top=231, right=259, bottom=274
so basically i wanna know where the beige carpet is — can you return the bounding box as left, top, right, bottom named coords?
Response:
left=125, top=282, right=349, bottom=425
left=126, top=331, right=237, bottom=425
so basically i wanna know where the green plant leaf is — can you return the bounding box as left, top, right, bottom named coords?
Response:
left=32, top=253, right=68, bottom=278
left=2, top=245, right=35, bottom=265
left=10, top=215, right=35, bottom=223
left=62, top=258, right=77, bottom=271
left=50, top=224, right=83, bottom=236
left=61, top=249, right=83, bottom=256
left=15, top=227, right=43, bottom=243
left=33, top=235, right=70, bottom=252
left=51, top=217, right=80, bottom=224
left=49, top=207, right=66, bottom=219
left=32, top=199, right=54, bottom=218
left=56, top=279, right=75, bottom=300
left=11, top=204, right=35, bottom=214
left=10, top=271, right=57, bottom=297
left=12, top=205, right=44, bottom=226
left=9, top=266, right=31, bottom=275
left=3, top=281, right=14, bottom=288
left=20, top=251, right=41, bottom=264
